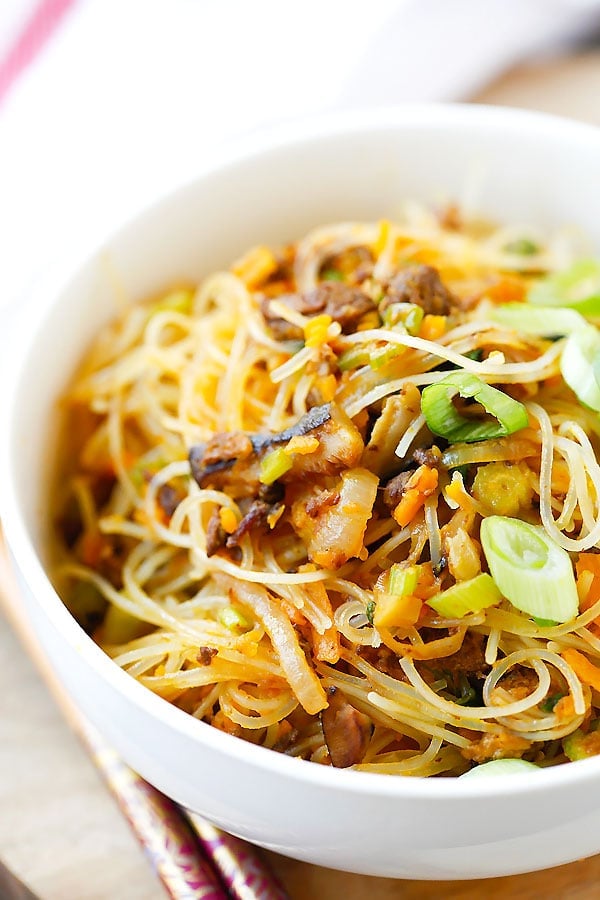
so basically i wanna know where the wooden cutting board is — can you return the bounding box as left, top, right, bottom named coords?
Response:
left=3, top=52, right=600, bottom=900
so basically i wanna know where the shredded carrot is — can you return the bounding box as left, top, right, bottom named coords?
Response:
left=563, top=648, right=600, bottom=693
left=374, top=592, right=422, bottom=628
left=554, top=695, right=575, bottom=721
left=392, top=466, right=439, bottom=527
left=80, top=531, right=104, bottom=567
left=280, top=598, right=307, bottom=627
left=219, top=507, right=238, bottom=535
left=285, top=435, right=319, bottom=455
left=317, top=373, right=337, bottom=401
left=576, top=555, right=600, bottom=612
left=484, top=277, right=526, bottom=303
left=419, top=315, right=446, bottom=342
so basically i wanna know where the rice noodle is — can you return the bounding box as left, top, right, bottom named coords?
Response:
left=54, top=209, right=600, bottom=778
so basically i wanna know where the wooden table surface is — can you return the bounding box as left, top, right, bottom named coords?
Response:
left=3, top=51, right=600, bottom=900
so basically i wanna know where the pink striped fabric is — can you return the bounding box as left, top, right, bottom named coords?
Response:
left=0, top=0, right=77, bottom=106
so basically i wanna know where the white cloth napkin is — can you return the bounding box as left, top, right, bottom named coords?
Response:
left=0, top=0, right=599, bottom=310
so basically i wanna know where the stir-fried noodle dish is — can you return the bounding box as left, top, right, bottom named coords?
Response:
left=55, top=205, right=600, bottom=777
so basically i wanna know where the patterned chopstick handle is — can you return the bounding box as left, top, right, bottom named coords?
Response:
left=82, top=723, right=227, bottom=900
left=187, top=815, right=290, bottom=900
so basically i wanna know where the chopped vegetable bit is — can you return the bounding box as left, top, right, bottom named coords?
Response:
left=285, top=435, right=320, bottom=455
left=419, top=314, right=447, bottom=342
left=373, top=590, right=422, bottom=628
left=232, top=245, right=278, bottom=288
left=219, top=507, right=238, bottom=534
left=528, top=259, right=600, bottom=315
left=504, top=238, right=539, bottom=256
left=259, top=447, right=293, bottom=485
left=562, top=648, right=600, bottom=694
left=471, top=461, right=533, bottom=517
left=421, top=372, right=528, bottom=443
left=560, top=325, right=600, bottom=411
left=489, top=303, right=587, bottom=337
left=426, top=573, right=501, bottom=618
left=392, top=465, right=438, bottom=527
left=460, top=759, right=541, bottom=778
left=321, top=268, right=344, bottom=282
left=365, top=600, right=375, bottom=625
left=304, top=314, right=334, bottom=348
left=480, top=516, right=579, bottom=623
left=540, top=693, right=565, bottom=713
left=563, top=727, right=600, bottom=761
left=218, top=606, right=250, bottom=631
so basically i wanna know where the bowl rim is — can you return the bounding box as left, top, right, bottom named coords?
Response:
left=4, top=101, right=600, bottom=801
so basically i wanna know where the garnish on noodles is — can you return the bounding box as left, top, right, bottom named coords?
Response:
left=54, top=206, right=600, bottom=776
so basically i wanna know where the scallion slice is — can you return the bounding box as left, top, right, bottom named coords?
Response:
left=528, top=260, right=600, bottom=315
left=426, top=573, right=501, bottom=618
left=420, top=373, right=528, bottom=443
left=480, top=516, right=578, bottom=623
left=560, top=325, right=600, bottom=411
left=460, top=759, right=541, bottom=778
left=489, top=303, right=587, bottom=337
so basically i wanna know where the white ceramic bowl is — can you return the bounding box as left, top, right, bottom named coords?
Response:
left=4, top=104, right=600, bottom=881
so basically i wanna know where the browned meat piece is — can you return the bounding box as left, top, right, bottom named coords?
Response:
left=382, top=264, right=455, bottom=316
left=205, top=508, right=226, bottom=556
left=305, top=282, right=376, bottom=332
left=157, top=483, right=181, bottom=519
left=413, top=446, right=443, bottom=470
left=425, top=631, right=489, bottom=683
left=496, top=665, right=539, bottom=701
left=261, top=283, right=376, bottom=339
left=202, top=432, right=253, bottom=466
left=225, top=500, right=273, bottom=548
left=461, top=731, right=532, bottom=763
left=320, top=686, right=372, bottom=767
left=382, top=470, right=413, bottom=509
left=357, top=645, right=408, bottom=681
left=196, top=646, right=218, bottom=666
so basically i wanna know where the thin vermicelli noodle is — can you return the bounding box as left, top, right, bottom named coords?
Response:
left=54, top=206, right=600, bottom=775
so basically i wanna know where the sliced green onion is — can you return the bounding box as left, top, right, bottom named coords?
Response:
left=420, top=373, right=528, bottom=443
left=562, top=728, right=600, bottom=761
left=489, top=303, right=587, bottom=336
left=337, top=346, right=371, bottom=371
left=321, top=268, right=344, bottom=282
left=369, top=345, right=405, bottom=370
left=460, top=759, right=541, bottom=778
left=560, top=325, right=600, bottom=411
left=388, top=564, right=421, bottom=597
left=528, top=260, right=600, bottom=315
left=533, top=616, right=558, bottom=628
left=480, top=516, right=578, bottom=623
left=540, top=693, right=564, bottom=713
left=218, top=606, right=250, bottom=630
left=382, top=302, right=424, bottom=335
left=426, top=573, right=501, bottom=618
left=259, top=447, right=293, bottom=484
left=365, top=599, right=375, bottom=625
left=503, top=238, right=540, bottom=256
left=102, top=605, right=147, bottom=645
